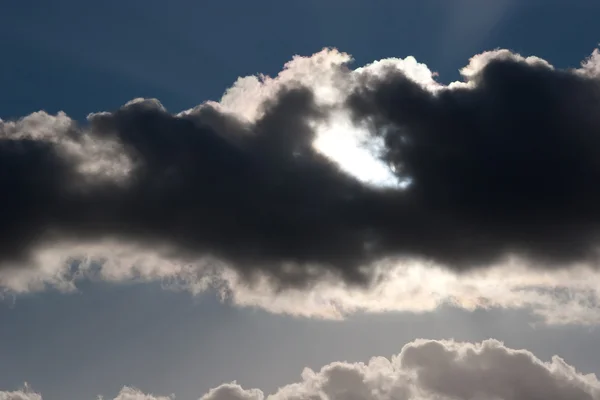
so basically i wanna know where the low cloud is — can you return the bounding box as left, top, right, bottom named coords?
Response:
left=106, top=387, right=173, bottom=400
left=5, top=339, right=600, bottom=399
left=2, top=46, right=600, bottom=324
left=0, top=384, right=41, bottom=400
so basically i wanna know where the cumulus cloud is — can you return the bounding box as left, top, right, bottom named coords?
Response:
left=104, top=386, right=173, bottom=400
left=0, top=386, right=173, bottom=400
left=2, top=46, right=600, bottom=324
left=0, top=384, right=41, bottom=400
left=5, top=339, right=600, bottom=399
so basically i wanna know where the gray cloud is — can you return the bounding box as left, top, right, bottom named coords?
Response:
left=5, top=339, right=599, bottom=399
left=1, top=46, right=600, bottom=292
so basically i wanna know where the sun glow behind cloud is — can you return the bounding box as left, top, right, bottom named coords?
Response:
left=218, top=49, right=443, bottom=188
left=312, top=111, right=398, bottom=186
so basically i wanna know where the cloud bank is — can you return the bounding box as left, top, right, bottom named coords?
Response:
left=2, top=46, right=600, bottom=324
left=4, top=339, right=600, bottom=400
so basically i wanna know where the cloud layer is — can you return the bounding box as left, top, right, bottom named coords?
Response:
left=2, top=46, right=600, bottom=324
left=4, top=339, right=600, bottom=400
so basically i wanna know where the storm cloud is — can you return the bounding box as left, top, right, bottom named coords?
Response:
left=1, top=46, right=600, bottom=292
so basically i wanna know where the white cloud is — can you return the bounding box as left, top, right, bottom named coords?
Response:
left=0, top=384, right=41, bottom=400
left=200, top=383, right=263, bottom=400
left=458, top=48, right=553, bottom=82
left=216, top=260, right=600, bottom=326
left=188, top=339, right=600, bottom=400
left=4, top=241, right=600, bottom=325
left=6, top=339, right=600, bottom=400
left=108, top=386, right=173, bottom=400
left=0, top=111, right=132, bottom=184
left=582, top=47, right=600, bottom=76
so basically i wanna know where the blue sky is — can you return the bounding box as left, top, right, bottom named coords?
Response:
left=2, top=0, right=597, bottom=120
left=2, top=1, right=600, bottom=400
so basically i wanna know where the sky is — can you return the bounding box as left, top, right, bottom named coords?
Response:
left=1, top=1, right=600, bottom=400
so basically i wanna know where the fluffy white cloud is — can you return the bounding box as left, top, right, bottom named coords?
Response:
left=107, top=386, right=173, bottom=400
left=235, top=338, right=600, bottom=400
left=5, top=339, right=600, bottom=400
left=2, top=46, right=600, bottom=326
left=200, top=383, right=263, bottom=400
left=0, top=386, right=173, bottom=400
left=0, top=384, right=41, bottom=400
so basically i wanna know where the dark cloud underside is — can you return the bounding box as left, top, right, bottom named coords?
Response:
left=1, top=50, right=600, bottom=288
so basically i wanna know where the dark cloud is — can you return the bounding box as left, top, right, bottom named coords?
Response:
left=0, top=85, right=386, bottom=288
left=1, top=50, right=600, bottom=289
left=348, top=55, right=600, bottom=270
